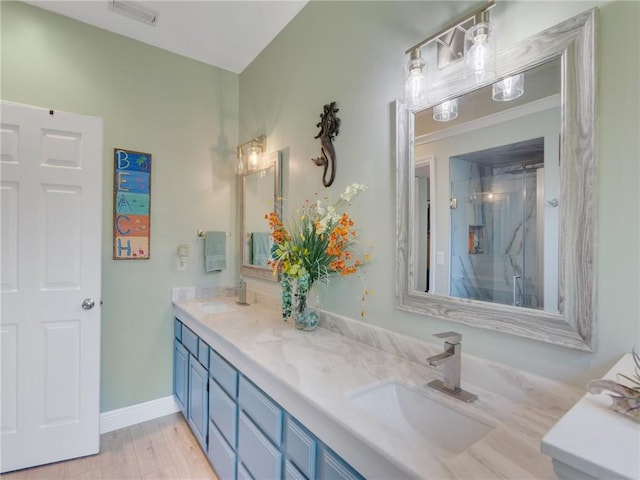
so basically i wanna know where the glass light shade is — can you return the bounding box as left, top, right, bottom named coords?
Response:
left=404, top=50, right=428, bottom=110
left=464, top=21, right=496, bottom=84
left=248, top=146, right=261, bottom=171
left=433, top=99, right=459, bottom=122
left=492, top=74, right=525, bottom=101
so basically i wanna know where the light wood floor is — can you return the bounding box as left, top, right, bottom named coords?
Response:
left=0, top=413, right=218, bottom=480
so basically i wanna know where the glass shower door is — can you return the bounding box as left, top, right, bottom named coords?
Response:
left=449, top=164, right=541, bottom=309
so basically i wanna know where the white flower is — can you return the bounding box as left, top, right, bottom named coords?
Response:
left=317, top=205, right=339, bottom=233
left=340, top=183, right=366, bottom=202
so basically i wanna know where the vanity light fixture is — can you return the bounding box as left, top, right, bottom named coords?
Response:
left=403, top=0, right=495, bottom=110
left=236, top=135, right=266, bottom=175
left=108, top=0, right=159, bottom=26
left=433, top=99, right=459, bottom=122
left=492, top=73, right=525, bottom=101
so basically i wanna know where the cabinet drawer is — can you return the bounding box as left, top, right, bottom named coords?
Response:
left=174, top=318, right=182, bottom=341
left=181, top=326, right=199, bottom=356
left=238, top=376, right=283, bottom=446
left=285, top=416, right=316, bottom=479
left=285, top=460, right=308, bottom=480
left=197, top=338, right=209, bottom=367
left=238, top=411, right=282, bottom=480
left=207, top=420, right=236, bottom=480
left=210, top=349, right=238, bottom=398
left=317, top=447, right=363, bottom=480
left=209, top=378, right=238, bottom=448
left=237, top=461, right=253, bottom=480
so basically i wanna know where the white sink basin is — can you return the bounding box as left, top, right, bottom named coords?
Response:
left=348, top=381, right=493, bottom=456
left=195, top=302, right=237, bottom=314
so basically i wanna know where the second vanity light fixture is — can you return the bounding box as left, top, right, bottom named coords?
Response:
left=403, top=0, right=497, bottom=112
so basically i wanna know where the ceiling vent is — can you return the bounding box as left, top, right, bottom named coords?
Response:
left=108, top=1, right=159, bottom=26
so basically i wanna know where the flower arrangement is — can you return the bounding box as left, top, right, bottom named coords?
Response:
left=266, top=183, right=371, bottom=323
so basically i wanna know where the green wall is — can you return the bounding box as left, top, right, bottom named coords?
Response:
left=2, top=0, right=638, bottom=413
left=1, top=1, right=239, bottom=412
left=240, top=0, right=640, bottom=387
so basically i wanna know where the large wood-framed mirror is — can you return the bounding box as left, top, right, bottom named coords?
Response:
left=239, top=151, right=282, bottom=281
left=396, top=9, right=596, bottom=351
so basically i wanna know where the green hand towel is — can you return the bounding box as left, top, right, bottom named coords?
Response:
left=205, top=231, right=226, bottom=272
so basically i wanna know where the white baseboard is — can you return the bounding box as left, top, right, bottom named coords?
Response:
left=100, top=395, right=181, bottom=434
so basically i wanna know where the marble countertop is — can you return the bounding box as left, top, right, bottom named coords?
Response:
left=542, top=353, right=640, bottom=480
left=173, top=295, right=583, bottom=479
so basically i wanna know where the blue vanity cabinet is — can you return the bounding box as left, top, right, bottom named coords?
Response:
left=173, top=317, right=364, bottom=480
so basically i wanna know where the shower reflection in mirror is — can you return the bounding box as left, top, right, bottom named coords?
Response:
left=413, top=59, right=560, bottom=314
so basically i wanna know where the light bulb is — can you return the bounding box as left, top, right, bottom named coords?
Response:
left=248, top=148, right=260, bottom=170
left=464, top=21, right=496, bottom=84
left=404, top=49, right=428, bottom=110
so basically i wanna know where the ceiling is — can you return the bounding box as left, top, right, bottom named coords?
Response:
left=24, top=0, right=308, bottom=74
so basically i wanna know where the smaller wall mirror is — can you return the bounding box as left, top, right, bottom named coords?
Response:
left=239, top=151, right=282, bottom=281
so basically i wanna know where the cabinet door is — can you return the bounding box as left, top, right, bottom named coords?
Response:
left=173, top=339, right=188, bottom=418
left=188, top=355, right=208, bottom=450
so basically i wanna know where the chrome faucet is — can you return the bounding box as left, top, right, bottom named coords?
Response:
left=236, top=279, right=249, bottom=306
left=426, top=331, right=477, bottom=402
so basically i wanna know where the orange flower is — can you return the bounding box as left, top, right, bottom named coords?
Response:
left=266, top=212, right=290, bottom=244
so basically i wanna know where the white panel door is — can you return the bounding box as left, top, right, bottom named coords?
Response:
left=0, top=101, right=103, bottom=473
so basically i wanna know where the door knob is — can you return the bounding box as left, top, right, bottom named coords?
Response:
left=82, top=298, right=95, bottom=310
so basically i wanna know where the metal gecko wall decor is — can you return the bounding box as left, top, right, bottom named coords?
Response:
left=311, top=102, right=340, bottom=187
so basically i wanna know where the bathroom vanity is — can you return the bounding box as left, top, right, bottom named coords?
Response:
left=172, top=292, right=582, bottom=479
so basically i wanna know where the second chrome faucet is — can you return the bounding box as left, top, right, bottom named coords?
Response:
left=426, top=331, right=477, bottom=402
